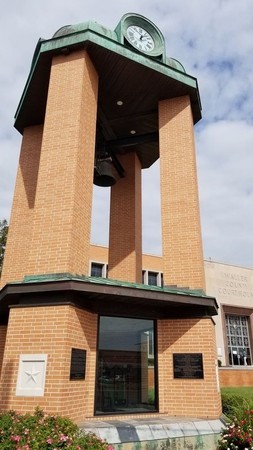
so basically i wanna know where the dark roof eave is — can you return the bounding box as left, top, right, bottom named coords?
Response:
left=14, top=30, right=201, bottom=133
left=0, top=278, right=218, bottom=317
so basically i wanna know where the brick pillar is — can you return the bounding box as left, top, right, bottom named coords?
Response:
left=159, top=96, right=205, bottom=290
left=108, top=153, right=142, bottom=283
left=1, top=50, right=98, bottom=284
left=0, top=325, right=7, bottom=376
left=0, top=126, right=43, bottom=287
left=157, top=318, right=221, bottom=418
left=0, top=305, right=97, bottom=421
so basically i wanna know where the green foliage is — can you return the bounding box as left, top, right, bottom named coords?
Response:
left=0, top=219, right=8, bottom=275
left=218, top=410, right=253, bottom=450
left=148, top=387, right=155, bottom=404
left=222, top=393, right=253, bottom=421
left=222, top=386, right=253, bottom=398
left=221, top=388, right=253, bottom=421
left=0, top=407, right=114, bottom=450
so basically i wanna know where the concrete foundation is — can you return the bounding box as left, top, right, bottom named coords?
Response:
left=80, top=417, right=225, bottom=450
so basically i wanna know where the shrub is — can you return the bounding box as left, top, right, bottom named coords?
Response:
left=219, top=410, right=253, bottom=450
left=0, top=407, right=114, bottom=450
left=222, top=393, right=253, bottom=421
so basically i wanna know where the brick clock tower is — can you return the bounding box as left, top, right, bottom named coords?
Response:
left=0, top=14, right=221, bottom=421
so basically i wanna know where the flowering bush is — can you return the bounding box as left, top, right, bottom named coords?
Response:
left=222, top=393, right=253, bottom=421
left=0, top=407, right=114, bottom=450
left=219, top=410, right=253, bottom=450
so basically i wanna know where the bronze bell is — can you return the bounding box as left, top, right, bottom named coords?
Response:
left=93, top=159, right=117, bottom=187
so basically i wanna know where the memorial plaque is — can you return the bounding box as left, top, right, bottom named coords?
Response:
left=70, top=348, right=86, bottom=380
left=173, top=353, right=204, bottom=379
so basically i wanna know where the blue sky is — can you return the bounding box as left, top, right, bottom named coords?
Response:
left=1, top=0, right=253, bottom=267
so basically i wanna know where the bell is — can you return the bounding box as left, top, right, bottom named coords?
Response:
left=93, top=159, right=117, bottom=187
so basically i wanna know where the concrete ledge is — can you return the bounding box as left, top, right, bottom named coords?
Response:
left=80, top=417, right=225, bottom=450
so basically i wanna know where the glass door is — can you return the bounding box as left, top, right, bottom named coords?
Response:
left=95, top=316, right=157, bottom=414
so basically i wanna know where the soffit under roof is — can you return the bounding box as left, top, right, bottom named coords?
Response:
left=14, top=27, right=201, bottom=169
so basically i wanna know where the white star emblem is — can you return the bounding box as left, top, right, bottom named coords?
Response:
left=25, top=367, right=41, bottom=384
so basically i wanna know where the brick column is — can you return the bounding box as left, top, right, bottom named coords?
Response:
left=108, top=153, right=142, bottom=283
left=159, top=96, right=205, bottom=290
left=157, top=317, right=221, bottom=418
left=0, top=305, right=97, bottom=421
left=0, top=325, right=7, bottom=376
left=0, top=125, right=43, bottom=287
left=2, top=50, right=98, bottom=283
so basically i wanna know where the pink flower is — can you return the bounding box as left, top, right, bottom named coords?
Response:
left=60, top=434, right=68, bottom=442
left=47, top=437, right=53, bottom=444
left=11, top=434, right=21, bottom=442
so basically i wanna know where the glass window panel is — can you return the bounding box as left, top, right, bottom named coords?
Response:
left=230, top=326, right=235, bottom=335
left=91, top=263, right=104, bottom=277
left=225, top=314, right=252, bottom=366
left=95, top=316, right=157, bottom=415
left=237, top=337, right=242, bottom=346
left=148, top=272, right=158, bottom=286
left=231, top=337, right=236, bottom=345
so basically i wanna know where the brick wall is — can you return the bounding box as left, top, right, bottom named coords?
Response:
left=219, top=368, right=253, bottom=387
left=108, top=153, right=142, bottom=283
left=0, top=325, right=7, bottom=376
left=89, top=245, right=108, bottom=267
left=159, top=96, right=205, bottom=290
left=89, top=245, right=163, bottom=278
left=0, top=125, right=43, bottom=288
left=158, top=317, right=221, bottom=418
left=0, top=306, right=222, bottom=421
left=0, top=305, right=97, bottom=421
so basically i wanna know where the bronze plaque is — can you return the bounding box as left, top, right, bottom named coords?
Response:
left=70, top=348, right=86, bottom=380
left=173, top=353, right=204, bottom=379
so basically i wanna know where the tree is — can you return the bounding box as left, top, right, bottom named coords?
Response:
left=0, top=219, right=8, bottom=275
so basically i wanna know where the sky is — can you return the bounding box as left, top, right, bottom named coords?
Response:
left=1, top=0, right=253, bottom=268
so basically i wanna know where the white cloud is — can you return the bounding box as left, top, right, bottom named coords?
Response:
left=197, top=120, right=253, bottom=266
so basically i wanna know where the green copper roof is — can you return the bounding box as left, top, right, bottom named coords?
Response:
left=20, top=273, right=209, bottom=299
left=53, top=20, right=118, bottom=41
left=0, top=271, right=218, bottom=322
left=14, top=15, right=201, bottom=134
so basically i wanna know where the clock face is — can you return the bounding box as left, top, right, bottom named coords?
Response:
left=126, top=25, right=155, bottom=52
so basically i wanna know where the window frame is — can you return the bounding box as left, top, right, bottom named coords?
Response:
left=90, top=261, right=108, bottom=278
left=142, top=270, right=163, bottom=287
left=221, top=305, right=253, bottom=366
left=94, top=314, right=158, bottom=415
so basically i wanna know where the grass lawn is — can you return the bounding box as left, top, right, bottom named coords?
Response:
left=221, top=386, right=253, bottom=398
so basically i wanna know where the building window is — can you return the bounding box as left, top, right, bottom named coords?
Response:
left=142, top=270, right=163, bottom=287
left=95, top=316, right=157, bottom=415
left=226, top=315, right=252, bottom=366
left=148, top=271, right=158, bottom=286
left=90, top=262, right=107, bottom=278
